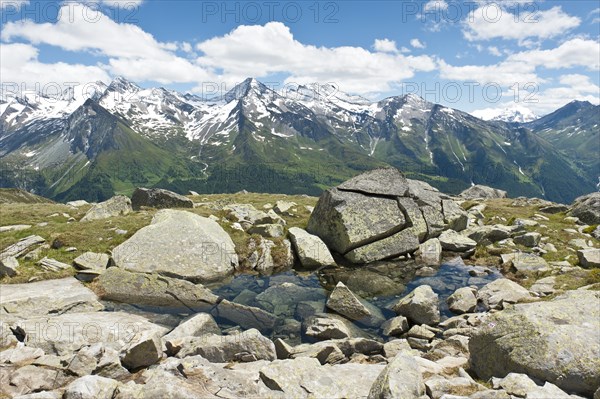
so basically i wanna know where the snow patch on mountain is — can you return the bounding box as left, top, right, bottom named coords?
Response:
left=471, top=105, right=538, bottom=123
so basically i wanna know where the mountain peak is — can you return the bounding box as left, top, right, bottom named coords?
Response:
left=106, top=76, right=140, bottom=93
left=221, top=77, right=272, bottom=102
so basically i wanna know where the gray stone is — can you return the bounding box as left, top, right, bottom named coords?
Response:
left=248, top=223, right=285, bottom=238
left=511, top=253, right=550, bottom=274
left=131, top=187, right=193, bottom=210
left=326, top=282, right=385, bottom=327
left=407, top=325, right=435, bottom=340
left=37, top=257, right=70, bottom=272
left=225, top=203, right=285, bottom=226
left=577, top=248, right=600, bottom=268
left=16, top=312, right=168, bottom=357
left=470, top=290, right=600, bottom=396
left=63, top=375, right=119, bottom=399
left=383, top=339, right=412, bottom=358
left=255, top=282, right=325, bottom=318
left=442, top=200, right=469, bottom=232
left=303, top=314, right=366, bottom=340
left=417, top=238, right=442, bottom=265
left=97, top=267, right=217, bottom=311
left=569, top=192, right=600, bottom=225
left=306, top=188, right=408, bottom=255
left=0, top=255, right=19, bottom=277
left=288, top=227, right=335, bottom=268
left=0, top=277, right=103, bottom=316
left=67, top=200, right=89, bottom=207
left=525, top=382, right=577, bottom=399
left=496, top=372, right=539, bottom=397
left=73, top=252, right=109, bottom=271
left=0, top=235, right=45, bottom=259
left=121, top=330, right=163, bottom=369
left=212, top=299, right=278, bottom=331
left=112, top=209, right=238, bottom=283
left=9, top=365, right=70, bottom=396
left=447, top=287, right=477, bottom=314
left=539, top=204, right=569, bottom=214
left=80, top=196, right=132, bottom=221
left=274, top=200, right=297, bottom=215
left=439, top=230, right=477, bottom=252
left=381, top=316, right=409, bottom=337
left=459, top=185, right=507, bottom=199
left=477, top=278, right=532, bottom=310
left=368, top=353, right=425, bottom=399
left=391, top=285, right=440, bottom=326
left=513, top=232, right=541, bottom=247
left=338, top=167, right=410, bottom=196
left=0, top=346, right=44, bottom=365
left=162, top=313, right=220, bottom=345
left=175, top=328, right=276, bottom=362
left=0, top=224, right=31, bottom=233
left=424, top=376, right=486, bottom=399
left=259, top=357, right=384, bottom=399
left=463, top=225, right=511, bottom=244
left=529, top=276, right=557, bottom=296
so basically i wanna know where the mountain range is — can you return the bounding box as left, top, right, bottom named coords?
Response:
left=1, top=77, right=598, bottom=203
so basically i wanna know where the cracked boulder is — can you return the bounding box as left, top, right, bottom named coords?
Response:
left=307, top=168, right=467, bottom=263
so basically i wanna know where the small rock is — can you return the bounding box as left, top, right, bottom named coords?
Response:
left=577, top=248, right=600, bottom=268
left=80, top=196, right=132, bottom=221
left=73, top=252, right=109, bottom=271
left=121, top=330, right=162, bottom=370
left=447, top=287, right=477, bottom=314
left=0, top=224, right=31, bottom=233
left=514, top=232, right=541, bottom=247
left=496, top=372, right=539, bottom=397
left=368, top=352, right=425, bottom=399
left=37, top=257, right=71, bottom=272
left=477, top=278, right=532, bottom=310
left=417, top=238, right=442, bottom=265
left=381, top=316, right=409, bottom=337
left=162, top=313, right=220, bottom=349
left=288, top=227, right=336, bottom=268
left=0, top=255, right=19, bottom=277
left=63, top=375, right=119, bottom=399
left=274, top=200, right=297, bottom=215
left=131, top=187, right=194, bottom=210
left=326, top=281, right=385, bottom=327
left=439, top=230, right=477, bottom=252
left=407, top=325, right=436, bottom=340
left=391, top=285, right=440, bottom=326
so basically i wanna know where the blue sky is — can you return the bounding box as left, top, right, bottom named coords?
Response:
left=1, top=0, right=599, bottom=115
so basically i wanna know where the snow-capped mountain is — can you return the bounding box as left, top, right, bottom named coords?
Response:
left=471, top=105, right=539, bottom=123
left=1, top=77, right=596, bottom=203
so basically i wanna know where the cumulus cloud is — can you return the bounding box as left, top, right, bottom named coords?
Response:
left=410, top=38, right=426, bottom=49
left=373, top=38, right=398, bottom=53
left=0, top=42, right=110, bottom=95
left=424, top=0, right=448, bottom=11
left=1, top=3, right=211, bottom=84
left=195, top=22, right=436, bottom=95
left=463, top=5, right=581, bottom=45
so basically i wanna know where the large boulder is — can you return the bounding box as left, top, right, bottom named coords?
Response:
left=569, top=192, right=600, bottom=224
left=131, top=187, right=193, bottom=210
left=96, top=267, right=217, bottom=311
left=306, top=168, right=467, bottom=264
left=459, top=185, right=507, bottom=199
left=470, top=290, right=600, bottom=397
left=111, top=210, right=238, bottom=283
left=80, top=196, right=132, bottom=221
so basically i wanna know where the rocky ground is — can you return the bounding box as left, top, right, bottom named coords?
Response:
left=0, top=170, right=599, bottom=399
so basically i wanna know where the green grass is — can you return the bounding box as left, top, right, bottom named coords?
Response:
left=0, top=193, right=318, bottom=284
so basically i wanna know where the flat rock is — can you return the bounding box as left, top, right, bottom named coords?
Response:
left=63, top=375, right=119, bottom=399
left=259, top=357, right=384, bottom=399
left=16, top=311, right=169, bottom=356
left=80, top=196, right=132, bottom=221
left=459, top=185, right=507, bottom=199
left=131, top=187, right=193, bottom=210
left=337, top=167, right=410, bottom=196
left=303, top=313, right=367, bottom=340
left=439, top=230, right=477, bottom=252
left=0, top=277, right=103, bottom=316
left=73, top=252, right=109, bottom=271
left=37, top=257, right=70, bottom=272
left=470, top=290, right=600, bottom=397
left=510, top=253, right=550, bottom=274
left=112, top=209, right=238, bottom=283
left=0, top=235, right=45, bottom=259
left=212, top=299, right=278, bottom=331
left=175, top=328, right=276, bottom=362
left=162, top=313, right=220, bottom=345
left=96, top=267, right=217, bottom=311
left=0, top=224, right=31, bottom=233
left=477, top=278, right=532, bottom=310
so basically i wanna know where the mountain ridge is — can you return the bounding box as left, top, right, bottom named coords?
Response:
left=1, top=77, right=598, bottom=203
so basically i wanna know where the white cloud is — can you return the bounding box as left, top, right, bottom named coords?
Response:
left=195, top=22, right=436, bottom=95
left=0, top=42, right=110, bottom=96
left=410, top=38, right=426, bottom=49
left=488, top=46, right=502, bottom=56
left=424, top=0, right=448, bottom=12
left=1, top=3, right=211, bottom=84
left=0, top=0, right=28, bottom=10
left=181, top=42, right=193, bottom=53
left=439, top=38, right=600, bottom=87
left=463, top=5, right=581, bottom=45
left=373, top=38, right=398, bottom=53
